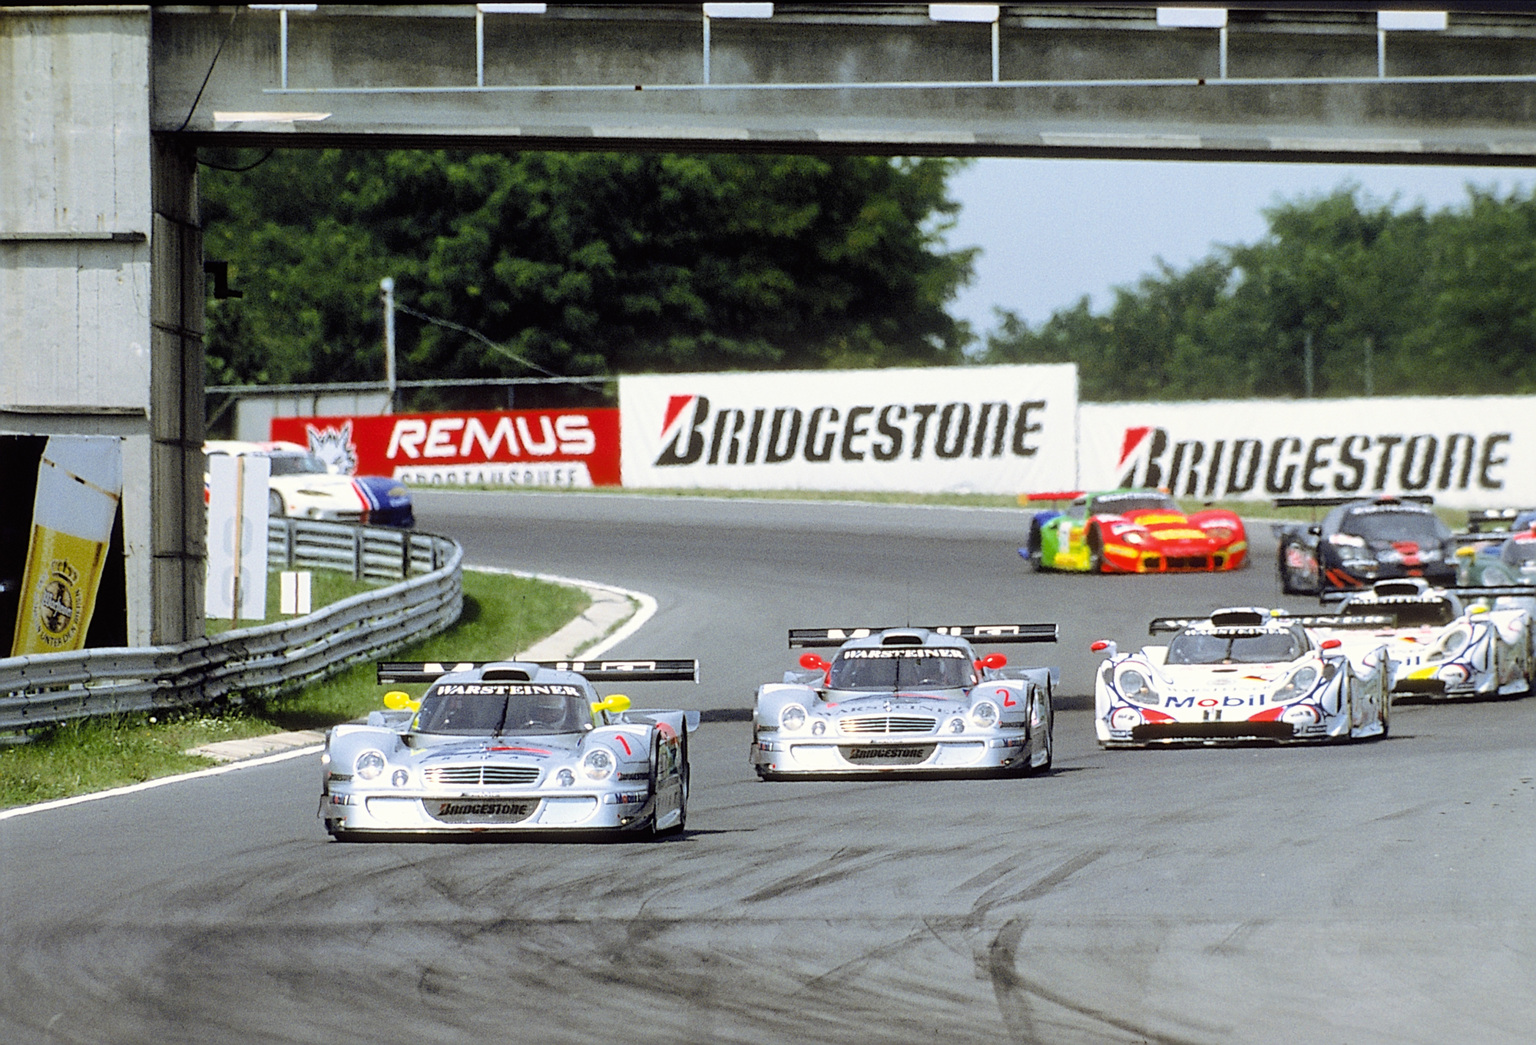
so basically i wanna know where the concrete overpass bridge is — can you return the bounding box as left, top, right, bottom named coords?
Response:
left=5, top=3, right=1536, bottom=643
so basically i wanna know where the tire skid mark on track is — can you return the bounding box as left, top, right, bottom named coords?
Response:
left=984, top=916, right=1219, bottom=1045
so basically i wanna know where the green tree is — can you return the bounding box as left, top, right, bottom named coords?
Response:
left=200, top=149, right=976, bottom=393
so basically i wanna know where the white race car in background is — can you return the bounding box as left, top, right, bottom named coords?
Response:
left=1092, top=607, right=1392, bottom=747
left=204, top=440, right=414, bottom=527
left=1317, top=579, right=1536, bottom=699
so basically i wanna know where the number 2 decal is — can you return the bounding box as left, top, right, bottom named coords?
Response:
left=997, top=688, right=1016, bottom=707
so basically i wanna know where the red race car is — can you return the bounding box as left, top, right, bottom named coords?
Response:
left=1020, top=489, right=1247, bottom=574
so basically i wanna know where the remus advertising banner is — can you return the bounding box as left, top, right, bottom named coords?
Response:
left=1079, top=396, right=1536, bottom=509
left=620, top=365, right=1078, bottom=494
left=270, top=409, right=621, bottom=487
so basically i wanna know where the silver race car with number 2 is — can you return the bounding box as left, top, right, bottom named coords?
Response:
left=1092, top=608, right=1391, bottom=747
left=752, top=623, right=1058, bottom=778
left=320, top=658, right=698, bottom=839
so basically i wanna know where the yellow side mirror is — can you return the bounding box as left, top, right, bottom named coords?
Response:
left=383, top=690, right=421, bottom=711
left=1455, top=545, right=1477, bottom=558
left=590, top=694, right=632, bottom=718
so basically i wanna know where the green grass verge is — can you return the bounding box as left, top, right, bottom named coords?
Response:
left=0, top=570, right=591, bottom=811
left=205, top=568, right=385, bottom=633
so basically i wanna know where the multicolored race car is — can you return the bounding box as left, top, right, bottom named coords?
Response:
left=1020, top=489, right=1246, bottom=573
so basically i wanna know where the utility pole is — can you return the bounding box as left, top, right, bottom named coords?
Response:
left=380, top=277, right=397, bottom=413
left=1303, top=330, right=1314, bottom=397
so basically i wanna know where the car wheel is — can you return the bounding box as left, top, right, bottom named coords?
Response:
left=1280, top=543, right=1317, bottom=594
left=1026, top=521, right=1046, bottom=571
left=1087, top=528, right=1105, bottom=573
left=1029, top=714, right=1053, bottom=775
left=670, top=729, right=689, bottom=835
left=1379, top=686, right=1391, bottom=739
left=268, top=489, right=285, bottom=517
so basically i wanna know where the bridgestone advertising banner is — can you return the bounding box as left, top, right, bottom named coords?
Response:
left=619, top=365, right=1078, bottom=494
left=1079, top=396, right=1536, bottom=509
left=270, top=409, right=621, bottom=487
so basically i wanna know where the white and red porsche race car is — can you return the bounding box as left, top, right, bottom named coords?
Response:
left=1092, top=607, right=1392, bottom=747
left=1316, top=579, right=1536, bottom=700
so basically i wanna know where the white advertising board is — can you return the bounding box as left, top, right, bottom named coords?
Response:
left=620, top=365, right=1078, bottom=494
left=206, top=453, right=269, bottom=620
left=1078, top=396, right=1536, bottom=509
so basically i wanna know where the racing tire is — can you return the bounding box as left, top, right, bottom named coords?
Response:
left=1025, top=521, right=1046, bottom=571
left=1027, top=698, right=1054, bottom=774
left=1087, top=528, right=1105, bottom=574
left=268, top=489, right=286, bottom=518
left=1279, top=542, right=1318, bottom=595
left=670, top=729, right=689, bottom=835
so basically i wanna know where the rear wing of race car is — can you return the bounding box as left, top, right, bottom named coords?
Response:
left=1273, top=495, right=1435, bottom=509
left=377, top=659, right=700, bottom=684
left=788, top=624, right=1058, bottom=648
left=1465, top=508, right=1536, bottom=533
left=1320, top=585, right=1536, bottom=604
left=1149, top=613, right=1397, bottom=634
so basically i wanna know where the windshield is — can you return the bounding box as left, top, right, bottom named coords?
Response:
left=415, top=683, right=588, bottom=735
left=828, top=647, right=971, bottom=691
left=1340, top=509, right=1446, bottom=543
left=1091, top=492, right=1177, bottom=514
left=1166, top=631, right=1304, bottom=665
left=267, top=453, right=330, bottom=477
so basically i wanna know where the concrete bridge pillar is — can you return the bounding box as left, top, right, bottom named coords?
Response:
left=2, top=8, right=204, bottom=645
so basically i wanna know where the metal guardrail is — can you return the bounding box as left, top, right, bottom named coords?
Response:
left=0, top=520, right=463, bottom=734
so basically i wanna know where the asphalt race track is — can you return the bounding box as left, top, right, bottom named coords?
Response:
left=2, top=491, right=1533, bottom=1045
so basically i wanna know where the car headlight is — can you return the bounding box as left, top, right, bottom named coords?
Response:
left=355, top=750, right=386, bottom=780
left=581, top=746, right=617, bottom=782
left=556, top=768, right=576, bottom=787
left=811, top=719, right=827, bottom=736
left=1116, top=668, right=1160, bottom=705
left=1203, top=523, right=1234, bottom=542
left=1273, top=665, right=1320, bottom=703
left=390, top=769, right=410, bottom=788
left=948, top=716, right=967, bottom=734
left=1281, top=704, right=1321, bottom=725
left=779, top=704, right=808, bottom=731
left=1123, top=530, right=1147, bottom=545
left=1428, top=627, right=1470, bottom=660
left=969, top=701, right=1000, bottom=729
left=1328, top=533, right=1367, bottom=549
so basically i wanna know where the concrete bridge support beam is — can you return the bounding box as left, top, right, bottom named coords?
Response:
left=1, top=9, right=203, bottom=646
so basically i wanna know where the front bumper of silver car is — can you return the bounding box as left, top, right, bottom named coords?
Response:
left=752, top=732, right=1028, bottom=774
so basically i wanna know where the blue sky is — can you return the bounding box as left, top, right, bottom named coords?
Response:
left=944, top=157, right=1536, bottom=336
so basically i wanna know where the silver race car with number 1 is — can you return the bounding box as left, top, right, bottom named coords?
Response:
left=320, top=658, right=698, bottom=839
left=752, top=623, right=1058, bottom=778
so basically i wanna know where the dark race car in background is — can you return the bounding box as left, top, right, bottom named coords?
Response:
left=1020, top=488, right=1246, bottom=574
left=1273, top=496, right=1456, bottom=595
